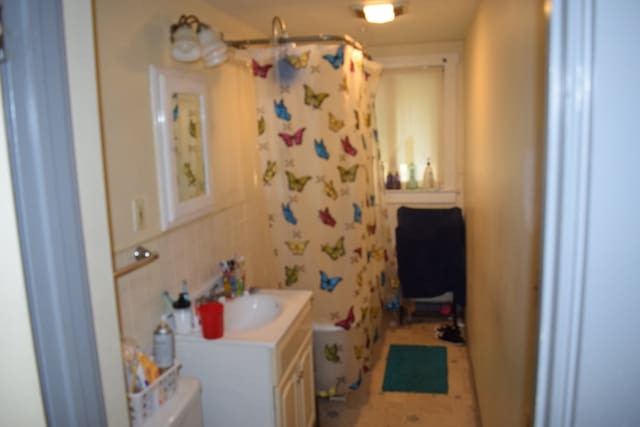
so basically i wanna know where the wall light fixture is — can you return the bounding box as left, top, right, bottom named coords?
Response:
left=170, top=15, right=228, bottom=67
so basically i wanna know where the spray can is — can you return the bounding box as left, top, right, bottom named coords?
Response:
left=153, top=316, right=174, bottom=373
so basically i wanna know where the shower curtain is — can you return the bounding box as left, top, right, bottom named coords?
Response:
left=247, top=43, right=395, bottom=395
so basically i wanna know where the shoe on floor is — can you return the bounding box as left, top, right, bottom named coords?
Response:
left=436, top=326, right=465, bottom=346
left=434, top=323, right=456, bottom=334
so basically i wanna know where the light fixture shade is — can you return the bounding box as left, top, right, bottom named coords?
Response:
left=203, top=52, right=228, bottom=67
left=198, top=26, right=228, bottom=67
left=172, top=24, right=201, bottom=62
left=363, top=3, right=395, bottom=23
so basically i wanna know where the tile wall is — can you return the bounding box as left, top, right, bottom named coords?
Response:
left=113, top=201, right=270, bottom=353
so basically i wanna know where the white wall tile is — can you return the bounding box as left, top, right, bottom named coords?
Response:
left=113, top=208, right=255, bottom=350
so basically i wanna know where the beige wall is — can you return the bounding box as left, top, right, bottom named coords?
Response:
left=463, top=1, right=546, bottom=426
left=369, top=41, right=464, bottom=58
left=95, top=0, right=264, bottom=251
left=95, top=0, right=277, bottom=351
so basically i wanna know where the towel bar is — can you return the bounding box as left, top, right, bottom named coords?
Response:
left=113, top=246, right=159, bottom=278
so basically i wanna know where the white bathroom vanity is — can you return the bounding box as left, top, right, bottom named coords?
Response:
left=176, top=289, right=315, bottom=427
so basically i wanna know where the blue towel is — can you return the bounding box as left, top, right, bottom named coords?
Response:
left=395, top=207, right=466, bottom=306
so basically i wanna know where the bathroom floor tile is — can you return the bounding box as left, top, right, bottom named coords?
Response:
left=317, top=318, right=481, bottom=427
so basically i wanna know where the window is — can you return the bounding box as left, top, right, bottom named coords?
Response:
left=375, top=54, right=459, bottom=192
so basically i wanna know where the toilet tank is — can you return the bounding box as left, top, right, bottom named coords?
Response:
left=142, top=376, right=203, bottom=427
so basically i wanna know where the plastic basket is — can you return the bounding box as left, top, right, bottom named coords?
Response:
left=128, top=361, right=181, bottom=427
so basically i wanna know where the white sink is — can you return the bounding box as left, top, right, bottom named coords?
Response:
left=178, top=289, right=310, bottom=344
left=223, top=294, right=282, bottom=332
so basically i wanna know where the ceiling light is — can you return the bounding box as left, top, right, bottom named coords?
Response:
left=352, top=3, right=404, bottom=24
left=363, top=4, right=395, bottom=23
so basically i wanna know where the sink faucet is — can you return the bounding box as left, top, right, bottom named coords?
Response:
left=209, top=283, right=229, bottom=300
left=198, top=281, right=256, bottom=304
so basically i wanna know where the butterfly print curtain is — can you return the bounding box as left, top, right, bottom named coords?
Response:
left=248, top=44, right=396, bottom=394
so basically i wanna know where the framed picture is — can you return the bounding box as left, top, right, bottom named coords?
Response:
left=149, top=65, right=214, bottom=231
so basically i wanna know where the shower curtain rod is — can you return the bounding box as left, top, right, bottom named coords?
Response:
left=224, top=16, right=372, bottom=59
left=225, top=34, right=371, bottom=59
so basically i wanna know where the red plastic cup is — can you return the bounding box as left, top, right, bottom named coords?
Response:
left=199, top=302, right=224, bottom=339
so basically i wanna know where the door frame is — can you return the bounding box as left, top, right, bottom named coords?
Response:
left=2, top=0, right=127, bottom=425
left=533, top=0, right=594, bottom=426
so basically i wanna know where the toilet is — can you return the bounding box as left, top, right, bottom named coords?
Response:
left=142, top=377, right=203, bottom=427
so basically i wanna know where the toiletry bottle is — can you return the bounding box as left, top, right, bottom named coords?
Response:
left=153, top=317, right=174, bottom=374
left=173, top=291, right=192, bottom=334
left=223, top=275, right=231, bottom=296
left=393, top=172, right=401, bottom=189
left=180, top=279, right=190, bottom=302
left=235, top=256, right=246, bottom=296
left=423, top=158, right=435, bottom=190
left=406, top=163, right=418, bottom=189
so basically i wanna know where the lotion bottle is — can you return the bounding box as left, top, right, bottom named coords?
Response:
left=423, top=158, right=435, bottom=190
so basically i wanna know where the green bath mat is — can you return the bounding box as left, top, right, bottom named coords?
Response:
left=382, top=345, right=448, bottom=394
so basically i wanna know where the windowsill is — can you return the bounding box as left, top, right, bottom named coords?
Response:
left=385, top=189, right=458, bottom=204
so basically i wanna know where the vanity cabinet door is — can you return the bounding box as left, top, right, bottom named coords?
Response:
left=274, top=303, right=314, bottom=427
left=276, top=372, right=297, bottom=427
left=276, top=333, right=316, bottom=427
left=297, top=344, right=316, bottom=427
